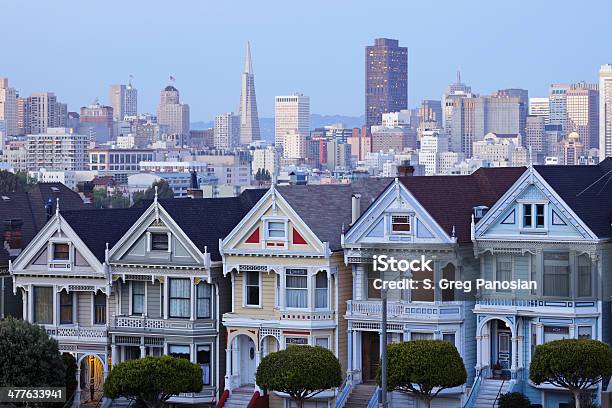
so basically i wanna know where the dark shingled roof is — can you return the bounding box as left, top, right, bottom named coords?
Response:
left=0, top=183, right=89, bottom=266
left=277, top=178, right=392, bottom=251
left=157, top=188, right=266, bottom=261
left=398, top=167, right=526, bottom=243
left=61, top=188, right=267, bottom=262
left=535, top=158, right=612, bottom=239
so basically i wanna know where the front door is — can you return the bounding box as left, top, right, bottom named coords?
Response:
left=239, top=336, right=257, bottom=386
left=361, top=332, right=380, bottom=383
left=497, top=331, right=511, bottom=370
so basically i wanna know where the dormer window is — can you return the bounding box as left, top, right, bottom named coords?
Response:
left=151, top=233, right=169, bottom=251
left=391, top=215, right=410, bottom=234
left=53, top=243, right=70, bottom=260
left=521, top=203, right=546, bottom=230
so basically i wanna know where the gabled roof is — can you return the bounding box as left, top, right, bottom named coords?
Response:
left=155, top=189, right=266, bottom=261
left=277, top=179, right=391, bottom=251
left=534, top=158, right=612, bottom=239
left=0, top=183, right=89, bottom=265
left=60, top=207, right=146, bottom=262
left=61, top=188, right=267, bottom=262
left=398, top=167, right=525, bottom=243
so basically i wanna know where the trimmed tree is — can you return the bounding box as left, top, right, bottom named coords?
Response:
left=0, top=317, right=66, bottom=388
left=256, top=345, right=342, bottom=408
left=103, top=356, right=202, bottom=408
left=380, top=340, right=467, bottom=408
left=530, top=339, right=612, bottom=408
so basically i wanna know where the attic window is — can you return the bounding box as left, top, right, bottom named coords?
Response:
left=53, top=243, right=70, bottom=260
left=266, top=221, right=286, bottom=240
left=391, top=215, right=411, bottom=233
left=151, top=233, right=169, bottom=251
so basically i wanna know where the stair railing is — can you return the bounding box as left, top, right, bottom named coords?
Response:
left=366, top=386, right=380, bottom=408
left=462, top=371, right=482, bottom=408
left=334, top=378, right=353, bottom=408
left=493, top=379, right=506, bottom=407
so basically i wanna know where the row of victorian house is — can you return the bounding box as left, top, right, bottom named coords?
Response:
left=4, top=160, right=612, bottom=408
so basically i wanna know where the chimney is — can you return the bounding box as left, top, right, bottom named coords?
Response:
left=397, top=163, right=415, bottom=177
left=45, top=198, right=53, bottom=220
left=4, top=218, right=23, bottom=256
left=187, top=171, right=203, bottom=199
left=351, top=194, right=361, bottom=224
left=473, top=206, right=489, bottom=222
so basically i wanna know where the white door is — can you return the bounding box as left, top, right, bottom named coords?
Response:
left=239, top=336, right=257, bottom=386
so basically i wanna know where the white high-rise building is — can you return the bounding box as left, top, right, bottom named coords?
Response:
left=238, top=42, right=260, bottom=145
left=26, top=128, right=89, bottom=171
left=157, top=84, right=189, bottom=141
left=252, top=146, right=279, bottom=179
left=274, top=93, right=310, bottom=148
left=442, top=71, right=473, bottom=140
left=528, top=97, right=550, bottom=121
left=282, top=130, right=307, bottom=159
left=599, top=64, right=612, bottom=160
left=418, top=129, right=448, bottom=175
left=214, top=112, right=240, bottom=150
left=27, top=92, right=66, bottom=135
left=0, top=78, right=17, bottom=138
left=110, top=82, right=138, bottom=121
left=549, top=84, right=570, bottom=134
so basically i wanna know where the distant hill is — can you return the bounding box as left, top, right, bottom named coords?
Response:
left=190, top=114, right=364, bottom=144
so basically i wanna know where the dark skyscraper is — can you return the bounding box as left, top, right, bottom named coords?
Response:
left=365, top=38, right=408, bottom=127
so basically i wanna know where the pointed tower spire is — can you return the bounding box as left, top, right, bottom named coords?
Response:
left=244, top=41, right=253, bottom=74
left=456, top=68, right=461, bottom=84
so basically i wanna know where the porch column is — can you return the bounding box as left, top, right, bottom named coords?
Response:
left=475, top=336, right=482, bottom=370
left=190, top=343, right=196, bottom=363
left=347, top=330, right=353, bottom=374
left=111, top=344, right=118, bottom=367
left=569, top=324, right=576, bottom=339
left=225, top=347, right=232, bottom=390
left=140, top=340, right=146, bottom=358
left=52, top=286, right=58, bottom=326
left=28, top=285, right=33, bottom=321
left=511, top=336, right=518, bottom=373
left=535, top=323, right=543, bottom=345
left=254, top=350, right=262, bottom=392
left=403, top=330, right=410, bottom=342
left=73, top=367, right=81, bottom=408
left=190, top=277, right=196, bottom=321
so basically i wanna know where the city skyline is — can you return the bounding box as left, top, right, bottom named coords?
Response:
left=2, top=0, right=611, bottom=121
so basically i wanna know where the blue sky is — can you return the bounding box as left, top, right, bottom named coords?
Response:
left=1, top=0, right=609, bottom=121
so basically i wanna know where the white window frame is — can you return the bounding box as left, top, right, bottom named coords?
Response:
left=196, top=343, right=213, bottom=385
left=243, top=271, right=262, bottom=308
left=285, top=268, right=309, bottom=310
left=129, top=281, right=146, bottom=316
left=147, top=230, right=172, bottom=253
left=263, top=218, right=288, bottom=241
left=494, top=254, right=513, bottom=292
left=518, top=201, right=548, bottom=232
left=314, top=271, right=329, bottom=310
left=92, top=291, right=107, bottom=326
left=390, top=214, right=412, bottom=235
left=314, top=336, right=332, bottom=350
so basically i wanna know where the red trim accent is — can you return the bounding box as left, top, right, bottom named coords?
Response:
left=246, top=391, right=260, bottom=408
left=292, top=228, right=307, bottom=244
left=245, top=228, right=260, bottom=243
left=282, top=330, right=310, bottom=335
left=215, top=389, right=230, bottom=407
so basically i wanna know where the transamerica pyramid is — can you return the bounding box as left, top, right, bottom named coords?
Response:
left=238, top=41, right=261, bottom=144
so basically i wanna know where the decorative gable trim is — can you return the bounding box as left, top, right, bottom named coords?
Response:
left=245, top=228, right=260, bottom=244
left=108, top=200, right=209, bottom=267
left=474, top=167, right=598, bottom=241
left=221, top=186, right=328, bottom=259
left=10, top=213, right=104, bottom=275
left=343, top=178, right=454, bottom=246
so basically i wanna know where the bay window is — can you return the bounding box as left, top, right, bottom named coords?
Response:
left=495, top=255, right=512, bottom=292
left=34, top=286, right=53, bottom=324
left=94, top=292, right=106, bottom=324
left=315, top=271, right=328, bottom=309
left=196, top=282, right=212, bottom=318
left=245, top=271, right=260, bottom=306
left=131, top=281, right=145, bottom=315
left=543, top=252, right=569, bottom=297
left=577, top=254, right=592, bottom=297
left=197, top=345, right=211, bottom=385
left=59, top=290, right=73, bottom=324
left=286, top=269, right=307, bottom=308
left=543, top=326, right=569, bottom=343
left=169, top=278, right=190, bottom=318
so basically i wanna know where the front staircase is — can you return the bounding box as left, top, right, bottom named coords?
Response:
left=224, top=386, right=255, bottom=408
left=344, top=383, right=377, bottom=408
left=472, top=379, right=510, bottom=408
